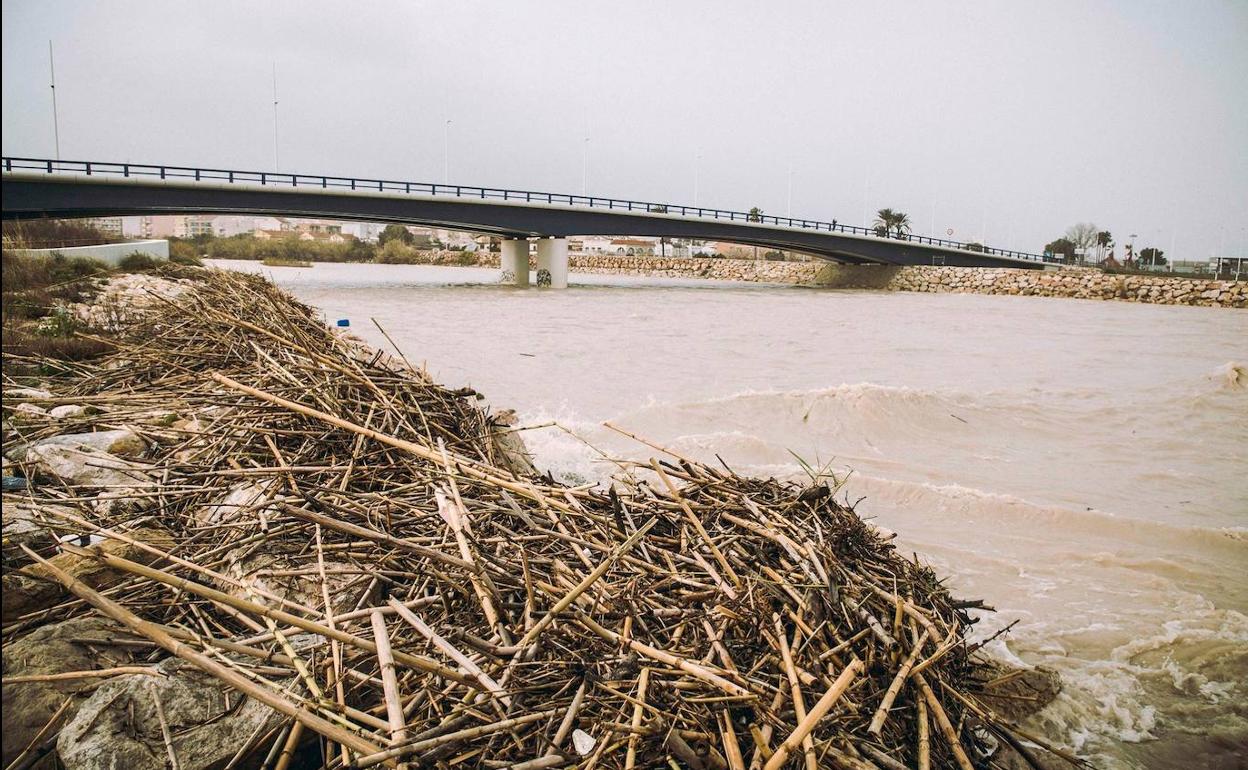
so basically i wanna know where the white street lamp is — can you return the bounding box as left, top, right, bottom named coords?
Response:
left=49, top=41, right=61, bottom=160
left=443, top=119, right=452, bottom=185
left=693, top=152, right=701, bottom=207
left=271, top=63, right=280, bottom=171
left=786, top=165, right=793, bottom=219
left=582, top=136, right=589, bottom=196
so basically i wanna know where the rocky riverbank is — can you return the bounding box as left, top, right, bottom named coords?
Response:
left=3, top=267, right=1069, bottom=770
left=358, top=250, right=1246, bottom=308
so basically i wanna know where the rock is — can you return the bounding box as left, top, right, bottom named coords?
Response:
left=23, top=444, right=153, bottom=488
left=58, top=658, right=282, bottom=770
left=974, top=657, right=1062, bottom=722
left=489, top=409, right=538, bottom=478
left=48, top=405, right=88, bottom=420
left=196, top=482, right=272, bottom=526
left=1, top=616, right=138, bottom=769
left=8, top=387, right=53, bottom=399
left=23, top=428, right=146, bottom=459
left=220, top=539, right=376, bottom=611
left=1, top=526, right=174, bottom=623
left=2, top=499, right=69, bottom=568
left=13, top=403, right=49, bottom=419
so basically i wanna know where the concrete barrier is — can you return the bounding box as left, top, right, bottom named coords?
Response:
left=12, top=239, right=169, bottom=266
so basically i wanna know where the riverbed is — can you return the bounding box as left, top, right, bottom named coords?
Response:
left=213, top=260, right=1248, bottom=769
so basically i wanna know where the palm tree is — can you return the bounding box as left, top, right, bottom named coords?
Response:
left=892, top=212, right=911, bottom=239
left=1096, top=230, right=1113, bottom=264
left=873, top=209, right=895, bottom=238
left=873, top=208, right=912, bottom=238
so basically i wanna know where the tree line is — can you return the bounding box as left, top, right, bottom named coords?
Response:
left=172, top=225, right=472, bottom=265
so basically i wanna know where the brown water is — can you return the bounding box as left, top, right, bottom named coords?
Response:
left=216, top=260, right=1248, bottom=768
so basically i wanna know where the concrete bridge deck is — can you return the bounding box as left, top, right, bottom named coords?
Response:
left=2, top=158, right=1055, bottom=287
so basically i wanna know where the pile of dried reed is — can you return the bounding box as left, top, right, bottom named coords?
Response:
left=3, top=269, right=1075, bottom=769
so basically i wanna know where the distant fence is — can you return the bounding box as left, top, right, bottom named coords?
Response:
left=9, top=239, right=169, bottom=266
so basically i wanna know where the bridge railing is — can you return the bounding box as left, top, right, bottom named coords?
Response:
left=3, top=157, right=1055, bottom=263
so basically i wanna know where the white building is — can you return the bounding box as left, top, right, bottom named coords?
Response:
left=175, top=215, right=216, bottom=238
left=89, top=217, right=124, bottom=237
left=574, top=236, right=616, bottom=254
left=341, top=222, right=385, bottom=243
left=433, top=228, right=476, bottom=249
left=208, top=216, right=258, bottom=237
left=609, top=237, right=658, bottom=256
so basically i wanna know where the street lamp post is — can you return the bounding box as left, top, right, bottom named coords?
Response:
left=49, top=41, right=61, bottom=160
left=443, top=119, right=451, bottom=185
left=271, top=63, right=280, bottom=171
left=786, top=165, right=793, bottom=219
left=582, top=136, right=589, bottom=196
left=693, top=153, right=701, bottom=207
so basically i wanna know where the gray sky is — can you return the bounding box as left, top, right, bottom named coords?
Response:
left=3, top=0, right=1246, bottom=258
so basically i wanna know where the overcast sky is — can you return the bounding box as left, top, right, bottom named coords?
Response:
left=3, top=0, right=1246, bottom=257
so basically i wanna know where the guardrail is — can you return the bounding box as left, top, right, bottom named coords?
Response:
left=3, top=157, right=1054, bottom=263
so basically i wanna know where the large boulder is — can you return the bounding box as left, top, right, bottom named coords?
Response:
left=1, top=616, right=138, bottom=769
left=2, top=526, right=174, bottom=623
left=1, top=498, right=70, bottom=569
left=14, top=428, right=147, bottom=461
left=22, top=443, right=153, bottom=489
left=974, top=657, right=1063, bottom=722
left=489, top=409, right=538, bottom=477
left=196, top=482, right=272, bottom=527
left=219, top=539, right=376, bottom=612
left=58, top=658, right=283, bottom=770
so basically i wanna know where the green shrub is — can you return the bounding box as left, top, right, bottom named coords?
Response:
left=169, top=252, right=203, bottom=266
left=1, top=219, right=122, bottom=249
left=168, top=241, right=203, bottom=266
left=376, top=240, right=420, bottom=264
left=118, top=252, right=162, bottom=271
left=35, top=305, right=81, bottom=337
left=1, top=251, right=110, bottom=293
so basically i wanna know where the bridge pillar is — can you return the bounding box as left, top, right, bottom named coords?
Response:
left=500, top=238, right=530, bottom=287
left=535, top=237, right=568, bottom=288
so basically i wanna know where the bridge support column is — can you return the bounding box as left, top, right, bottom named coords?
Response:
left=500, top=238, right=530, bottom=287
left=535, top=237, right=568, bottom=288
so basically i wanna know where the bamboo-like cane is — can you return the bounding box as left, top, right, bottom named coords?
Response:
left=913, top=671, right=974, bottom=770
left=867, top=628, right=930, bottom=734
left=20, top=544, right=387, bottom=760
left=371, top=610, right=407, bottom=747
left=57, top=543, right=479, bottom=689
left=763, top=658, right=864, bottom=770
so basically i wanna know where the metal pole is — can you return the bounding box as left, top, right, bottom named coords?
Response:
left=693, top=152, right=700, bottom=207
left=49, top=41, right=61, bottom=160
left=861, top=174, right=869, bottom=229
left=582, top=137, right=589, bottom=196
left=786, top=165, right=793, bottom=218
left=272, top=63, right=280, bottom=171
left=443, top=119, right=451, bottom=185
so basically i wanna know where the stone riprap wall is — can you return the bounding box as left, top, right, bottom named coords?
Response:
left=570, top=255, right=828, bottom=284
left=385, top=251, right=1245, bottom=308
left=873, top=266, right=1245, bottom=308
left=399, top=251, right=825, bottom=283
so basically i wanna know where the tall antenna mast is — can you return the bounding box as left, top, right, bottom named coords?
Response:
left=272, top=63, right=280, bottom=171
left=49, top=41, right=61, bottom=160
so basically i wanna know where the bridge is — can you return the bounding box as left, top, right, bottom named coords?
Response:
left=2, top=157, right=1054, bottom=287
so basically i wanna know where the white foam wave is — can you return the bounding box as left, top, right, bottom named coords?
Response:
left=1205, top=361, right=1247, bottom=390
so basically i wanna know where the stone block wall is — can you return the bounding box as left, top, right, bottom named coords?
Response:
left=382, top=251, right=1245, bottom=308
left=866, top=266, right=1245, bottom=308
